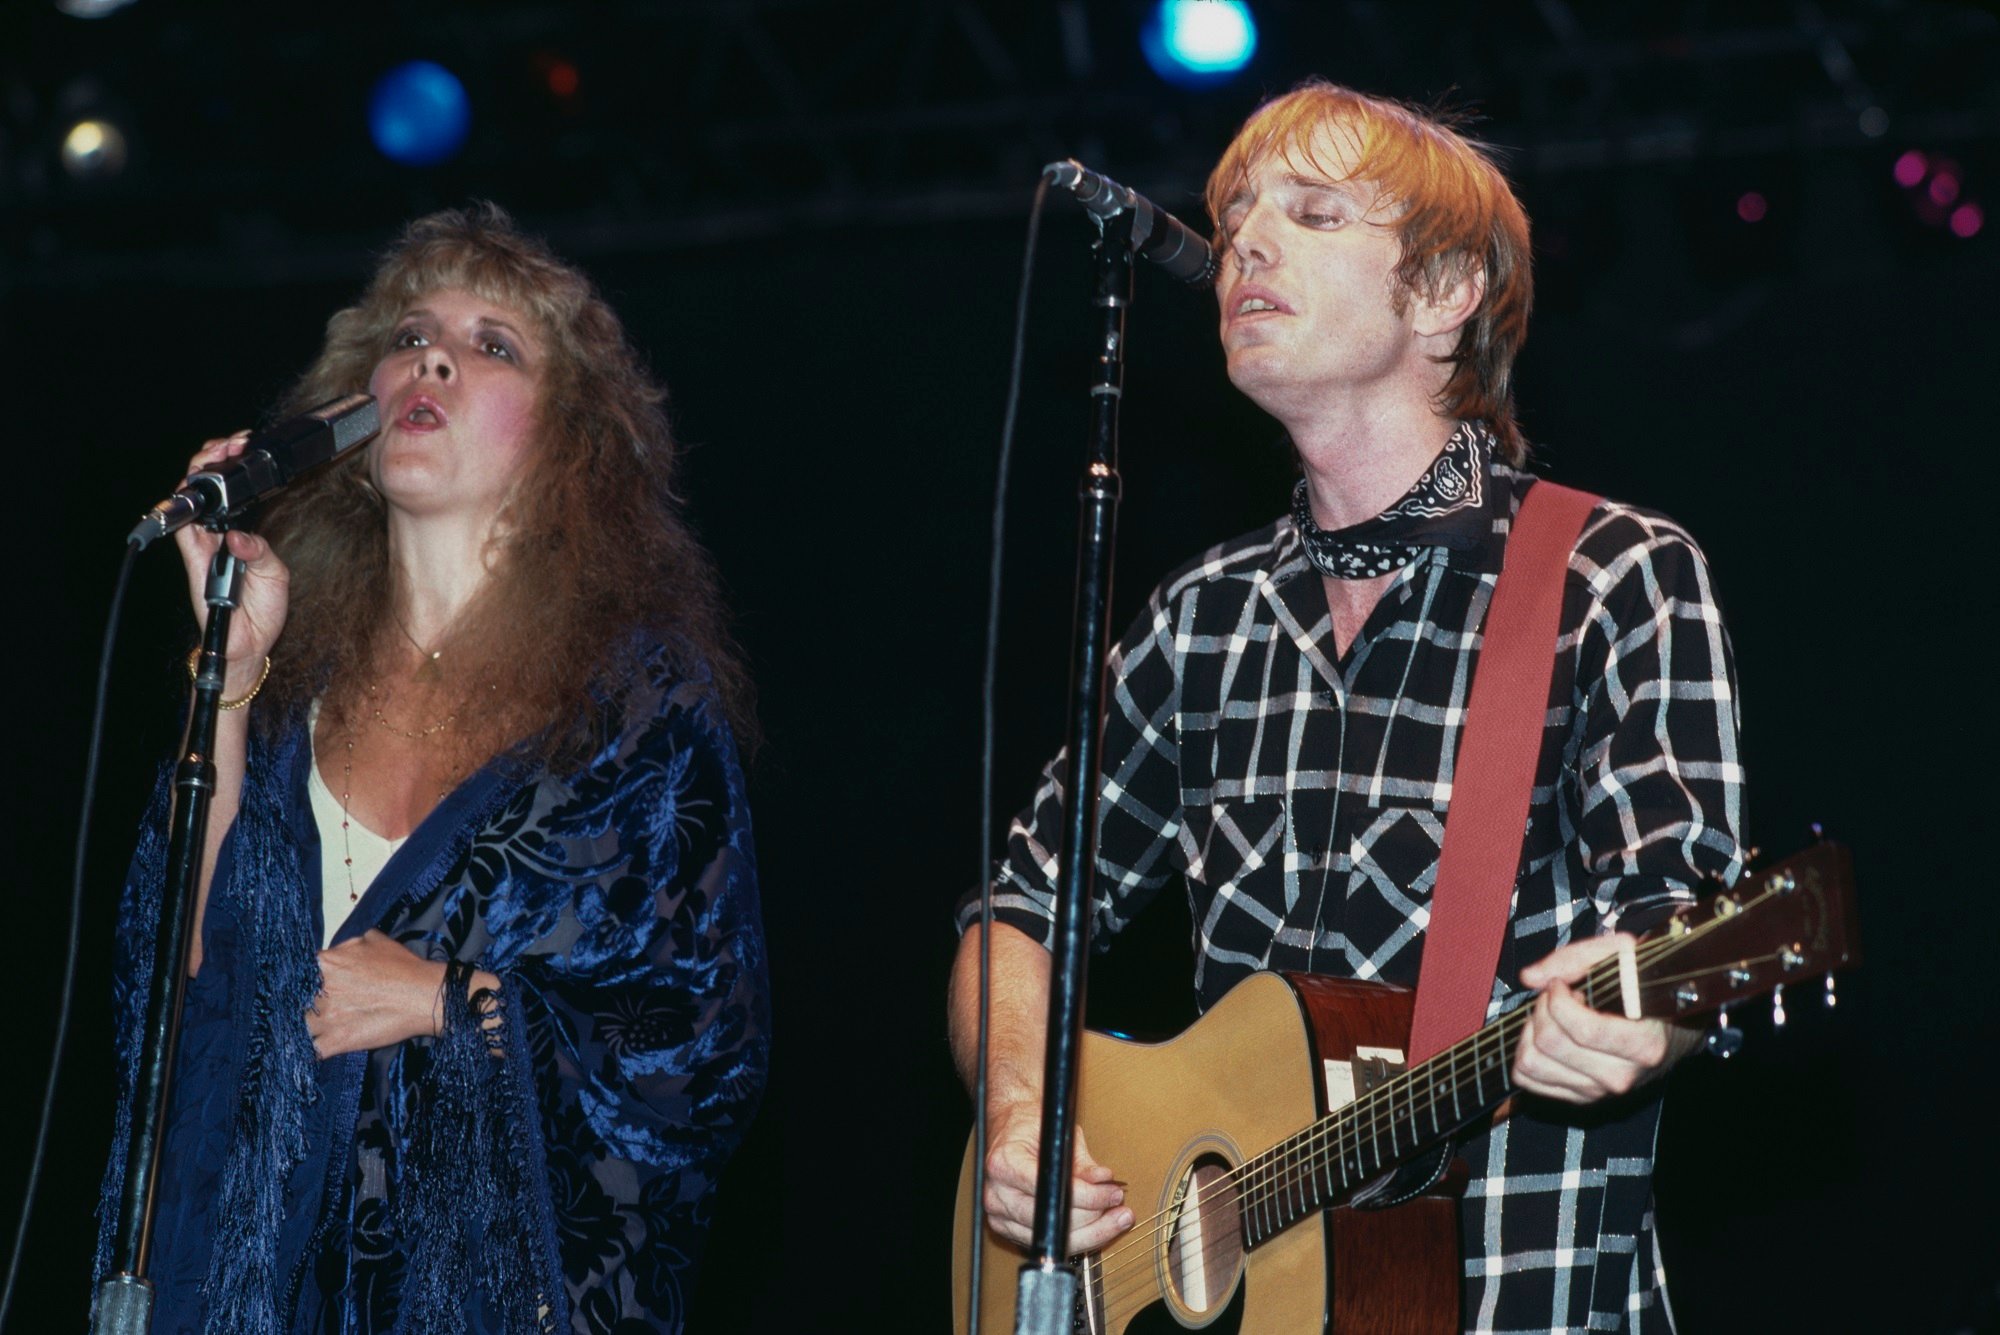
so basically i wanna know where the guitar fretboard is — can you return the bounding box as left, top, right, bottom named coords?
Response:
left=1232, top=966, right=1624, bottom=1249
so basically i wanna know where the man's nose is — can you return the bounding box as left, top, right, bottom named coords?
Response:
left=1230, top=199, right=1280, bottom=269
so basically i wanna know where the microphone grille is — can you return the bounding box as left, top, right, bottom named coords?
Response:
left=321, top=394, right=381, bottom=452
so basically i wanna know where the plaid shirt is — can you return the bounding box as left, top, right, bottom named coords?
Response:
left=963, top=436, right=1746, bottom=1333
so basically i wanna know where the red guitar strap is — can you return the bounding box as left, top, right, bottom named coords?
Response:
left=1406, top=480, right=1601, bottom=1064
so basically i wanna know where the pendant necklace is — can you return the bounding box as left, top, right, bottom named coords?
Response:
left=340, top=731, right=360, bottom=902
left=395, top=615, right=444, bottom=684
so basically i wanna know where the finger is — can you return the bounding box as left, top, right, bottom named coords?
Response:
left=223, top=528, right=271, bottom=563
left=1511, top=1008, right=1600, bottom=1102
left=983, top=1182, right=1037, bottom=1242
left=984, top=1212, right=1033, bottom=1248
left=1520, top=932, right=1628, bottom=989
left=1515, top=989, right=1639, bottom=1099
left=1066, top=1203, right=1136, bottom=1254
left=1543, top=980, right=1667, bottom=1069
left=984, top=1152, right=1124, bottom=1216
left=980, top=1181, right=1132, bottom=1255
left=1069, top=1177, right=1125, bottom=1213
left=184, top=431, right=253, bottom=476
left=172, top=520, right=222, bottom=561
left=984, top=1155, right=1122, bottom=1219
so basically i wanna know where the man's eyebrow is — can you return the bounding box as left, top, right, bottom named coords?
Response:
left=1282, top=170, right=1360, bottom=200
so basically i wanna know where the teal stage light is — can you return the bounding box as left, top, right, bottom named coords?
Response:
left=1142, top=0, right=1257, bottom=88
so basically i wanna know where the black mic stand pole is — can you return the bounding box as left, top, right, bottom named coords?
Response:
left=92, top=536, right=245, bottom=1335
left=1015, top=209, right=1134, bottom=1335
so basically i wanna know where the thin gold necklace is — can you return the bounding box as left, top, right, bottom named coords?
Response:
left=339, top=725, right=454, bottom=904
left=367, top=681, right=455, bottom=739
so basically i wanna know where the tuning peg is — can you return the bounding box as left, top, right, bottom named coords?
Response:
left=1824, top=972, right=1838, bottom=1009
left=1771, top=983, right=1788, bottom=1031
left=1707, top=1008, right=1743, bottom=1059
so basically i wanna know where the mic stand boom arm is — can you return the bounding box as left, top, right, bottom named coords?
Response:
left=1014, top=210, right=1134, bottom=1335
left=92, top=537, right=245, bottom=1335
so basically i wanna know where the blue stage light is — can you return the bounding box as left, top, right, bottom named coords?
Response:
left=368, top=61, right=471, bottom=166
left=1142, top=0, right=1257, bottom=87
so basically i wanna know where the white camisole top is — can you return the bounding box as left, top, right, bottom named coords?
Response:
left=307, top=721, right=407, bottom=949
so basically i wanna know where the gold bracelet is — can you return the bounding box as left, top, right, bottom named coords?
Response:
left=185, top=647, right=272, bottom=711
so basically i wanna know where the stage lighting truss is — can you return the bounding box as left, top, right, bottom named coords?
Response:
left=1, top=0, right=1994, bottom=287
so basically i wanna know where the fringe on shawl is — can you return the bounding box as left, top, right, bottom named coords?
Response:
left=197, top=735, right=324, bottom=1335
left=91, top=768, right=173, bottom=1288
left=95, top=730, right=567, bottom=1334
left=396, top=975, right=553, bottom=1334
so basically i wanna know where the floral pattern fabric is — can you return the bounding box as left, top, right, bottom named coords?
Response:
left=95, top=644, right=768, bottom=1334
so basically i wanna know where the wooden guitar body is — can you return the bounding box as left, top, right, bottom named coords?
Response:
left=952, top=972, right=1461, bottom=1335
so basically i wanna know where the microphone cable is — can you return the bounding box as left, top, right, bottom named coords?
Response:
left=0, top=539, right=140, bottom=1333
left=969, top=172, right=1052, bottom=1335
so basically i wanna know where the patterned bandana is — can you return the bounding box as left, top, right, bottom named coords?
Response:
left=1292, top=421, right=1491, bottom=580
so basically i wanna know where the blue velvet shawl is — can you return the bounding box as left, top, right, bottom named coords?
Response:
left=94, top=647, right=768, bottom=1334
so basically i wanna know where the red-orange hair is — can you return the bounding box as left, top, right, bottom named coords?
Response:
left=1205, top=80, right=1535, bottom=463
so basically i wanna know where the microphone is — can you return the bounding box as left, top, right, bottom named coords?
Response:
left=128, top=393, right=380, bottom=549
left=1043, top=159, right=1219, bottom=286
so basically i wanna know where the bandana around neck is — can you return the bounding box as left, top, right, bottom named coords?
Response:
left=1292, top=421, right=1490, bottom=580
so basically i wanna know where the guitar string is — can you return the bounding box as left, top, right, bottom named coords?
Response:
left=1086, top=879, right=1807, bottom=1324
left=1083, top=992, right=1548, bottom=1325
left=1078, top=908, right=1762, bottom=1323
left=1082, top=930, right=1693, bottom=1327
left=1086, top=880, right=1809, bottom=1323
left=1083, top=934, right=1669, bottom=1313
left=1278, top=884, right=1788, bottom=1205
left=1082, top=953, right=1616, bottom=1318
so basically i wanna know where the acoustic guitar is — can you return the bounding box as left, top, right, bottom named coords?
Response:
left=953, top=842, right=1857, bottom=1335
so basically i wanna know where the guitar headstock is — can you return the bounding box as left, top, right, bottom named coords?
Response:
left=1631, top=842, right=1858, bottom=1025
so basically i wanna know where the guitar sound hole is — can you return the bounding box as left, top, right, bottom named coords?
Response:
left=1164, top=1153, right=1244, bottom=1321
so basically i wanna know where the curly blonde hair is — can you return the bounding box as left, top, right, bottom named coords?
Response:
left=255, top=202, right=753, bottom=770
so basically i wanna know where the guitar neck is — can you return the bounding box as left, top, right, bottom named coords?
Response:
left=1233, top=845, right=1857, bottom=1249
left=1235, top=999, right=1526, bottom=1248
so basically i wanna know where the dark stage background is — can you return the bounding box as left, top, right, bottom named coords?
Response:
left=3, top=3, right=1996, bottom=1332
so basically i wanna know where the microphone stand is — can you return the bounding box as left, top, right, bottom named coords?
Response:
left=92, top=537, right=244, bottom=1335
left=1014, top=209, right=1133, bottom=1335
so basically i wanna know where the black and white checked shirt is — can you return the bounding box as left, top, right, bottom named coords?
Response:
left=962, top=434, right=1746, bottom=1333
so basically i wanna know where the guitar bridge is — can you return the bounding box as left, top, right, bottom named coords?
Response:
left=1074, top=1252, right=1104, bottom=1335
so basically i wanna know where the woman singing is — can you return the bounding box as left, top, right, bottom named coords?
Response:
left=94, top=204, right=768, bottom=1334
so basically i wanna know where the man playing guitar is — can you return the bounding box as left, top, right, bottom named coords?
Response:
left=950, top=80, right=1744, bottom=1332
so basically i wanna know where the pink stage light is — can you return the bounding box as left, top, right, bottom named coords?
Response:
left=1736, top=191, right=1769, bottom=223
left=1892, top=150, right=1928, bottom=188
left=1949, top=203, right=1984, bottom=239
